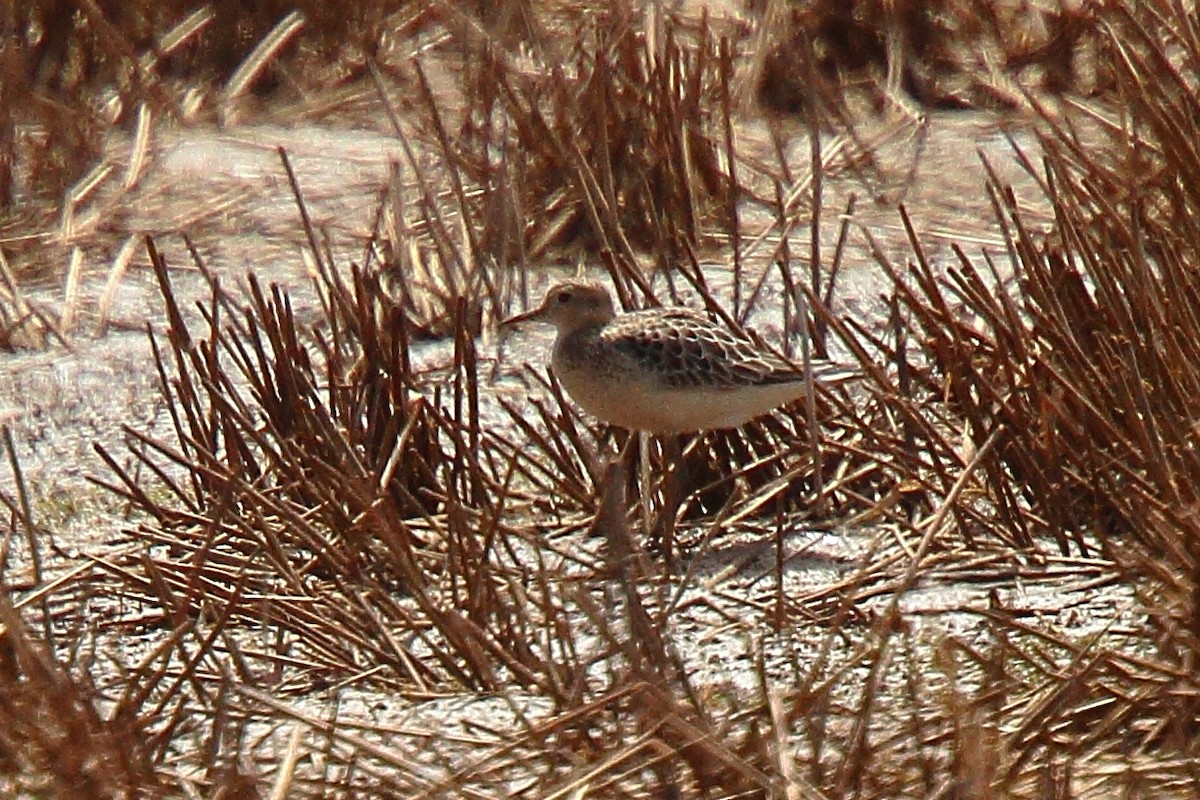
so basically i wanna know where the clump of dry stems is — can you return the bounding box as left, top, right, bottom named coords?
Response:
left=753, top=0, right=1104, bottom=115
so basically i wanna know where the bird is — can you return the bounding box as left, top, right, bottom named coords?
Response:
left=501, top=278, right=855, bottom=434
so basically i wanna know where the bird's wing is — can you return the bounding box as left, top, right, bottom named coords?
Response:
left=604, top=308, right=802, bottom=389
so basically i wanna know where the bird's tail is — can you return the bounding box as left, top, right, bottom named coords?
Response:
left=809, top=360, right=860, bottom=384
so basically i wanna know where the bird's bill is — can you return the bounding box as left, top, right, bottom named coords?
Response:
left=500, top=304, right=548, bottom=328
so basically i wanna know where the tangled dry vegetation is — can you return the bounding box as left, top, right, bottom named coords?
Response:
left=3, top=0, right=1200, bottom=797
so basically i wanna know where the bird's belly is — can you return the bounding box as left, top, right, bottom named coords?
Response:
left=556, top=367, right=805, bottom=434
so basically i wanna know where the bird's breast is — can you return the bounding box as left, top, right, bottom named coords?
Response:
left=552, top=354, right=806, bottom=433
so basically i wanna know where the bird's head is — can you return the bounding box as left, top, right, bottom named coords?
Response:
left=501, top=279, right=616, bottom=333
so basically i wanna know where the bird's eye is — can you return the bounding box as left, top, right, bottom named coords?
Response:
left=556, top=291, right=571, bottom=304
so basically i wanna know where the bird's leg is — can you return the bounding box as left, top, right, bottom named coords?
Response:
left=638, top=430, right=653, bottom=542
left=590, top=455, right=651, bottom=583
left=650, top=434, right=690, bottom=570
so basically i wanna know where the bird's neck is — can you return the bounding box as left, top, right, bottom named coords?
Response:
left=554, top=323, right=607, bottom=368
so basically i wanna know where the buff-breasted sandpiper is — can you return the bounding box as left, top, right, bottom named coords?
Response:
left=502, top=278, right=855, bottom=434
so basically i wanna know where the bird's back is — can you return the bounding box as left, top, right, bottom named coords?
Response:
left=600, top=307, right=810, bottom=390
